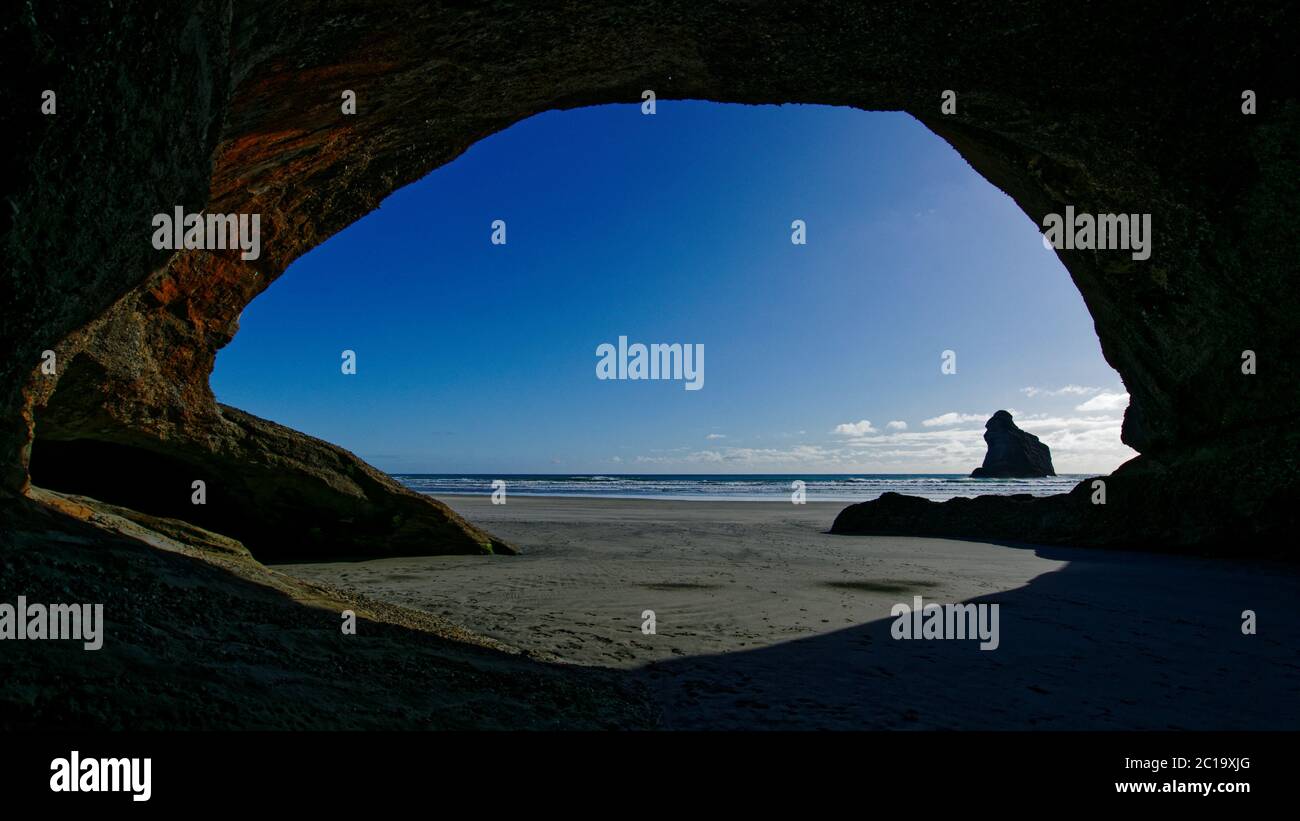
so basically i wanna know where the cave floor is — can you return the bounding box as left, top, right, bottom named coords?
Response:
left=6, top=490, right=1298, bottom=731
left=287, top=495, right=1300, bottom=730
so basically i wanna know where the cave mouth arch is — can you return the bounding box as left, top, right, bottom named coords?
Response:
left=204, top=102, right=1134, bottom=485
left=12, top=5, right=1294, bottom=557
left=29, top=101, right=1142, bottom=559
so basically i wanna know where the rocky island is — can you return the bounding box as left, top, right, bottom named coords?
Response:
left=970, top=411, right=1055, bottom=478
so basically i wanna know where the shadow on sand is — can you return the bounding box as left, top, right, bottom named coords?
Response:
left=635, top=540, right=1300, bottom=730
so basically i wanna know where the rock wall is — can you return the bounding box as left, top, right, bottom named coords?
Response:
left=4, top=2, right=1297, bottom=554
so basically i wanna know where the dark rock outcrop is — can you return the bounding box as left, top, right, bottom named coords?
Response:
left=3, top=3, right=1298, bottom=555
left=970, top=411, right=1055, bottom=478
left=832, top=426, right=1300, bottom=556
left=0, top=490, right=651, bottom=729
left=29, top=404, right=515, bottom=560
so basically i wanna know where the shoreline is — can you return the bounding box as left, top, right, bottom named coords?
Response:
left=393, top=475, right=1091, bottom=506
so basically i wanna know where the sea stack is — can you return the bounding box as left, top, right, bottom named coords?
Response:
left=970, top=410, right=1055, bottom=478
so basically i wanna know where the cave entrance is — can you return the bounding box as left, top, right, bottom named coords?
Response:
left=27, top=103, right=1136, bottom=562
left=208, top=103, right=1132, bottom=493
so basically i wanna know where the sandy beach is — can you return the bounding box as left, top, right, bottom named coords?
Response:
left=281, top=495, right=1300, bottom=730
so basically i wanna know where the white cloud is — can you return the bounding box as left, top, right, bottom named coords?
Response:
left=921, top=412, right=988, bottom=427
left=705, top=433, right=726, bottom=440
left=1075, top=391, right=1129, bottom=412
left=1016, top=414, right=1122, bottom=432
left=1021, top=385, right=1101, bottom=398
left=1016, top=413, right=1138, bottom=471
left=886, top=420, right=908, bottom=430
left=649, top=450, right=726, bottom=464
left=630, top=410, right=1136, bottom=474
left=833, top=419, right=877, bottom=436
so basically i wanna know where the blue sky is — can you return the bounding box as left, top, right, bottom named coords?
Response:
left=212, top=102, right=1135, bottom=474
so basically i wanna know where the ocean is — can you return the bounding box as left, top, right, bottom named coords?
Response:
left=393, top=474, right=1086, bottom=503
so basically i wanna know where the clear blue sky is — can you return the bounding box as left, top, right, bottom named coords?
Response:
left=212, top=102, right=1135, bottom=474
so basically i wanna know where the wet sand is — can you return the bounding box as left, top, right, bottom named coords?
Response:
left=281, top=495, right=1300, bottom=729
